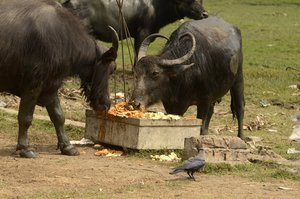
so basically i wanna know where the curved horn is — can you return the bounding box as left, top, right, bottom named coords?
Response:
left=108, top=25, right=119, bottom=51
left=158, top=32, right=196, bottom=66
left=137, top=34, right=169, bottom=61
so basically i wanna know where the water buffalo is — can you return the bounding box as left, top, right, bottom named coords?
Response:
left=0, top=0, right=119, bottom=158
left=60, top=0, right=208, bottom=54
left=130, top=16, right=245, bottom=139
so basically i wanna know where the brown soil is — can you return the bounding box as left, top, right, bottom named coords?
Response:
left=0, top=89, right=300, bottom=199
left=0, top=138, right=300, bottom=199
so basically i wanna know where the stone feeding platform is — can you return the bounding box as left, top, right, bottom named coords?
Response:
left=84, top=109, right=202, bottom=149
left=182, top=135, right=284, bottom=163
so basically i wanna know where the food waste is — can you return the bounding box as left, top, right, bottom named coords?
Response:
left=100, top=102, right=195, bottom=120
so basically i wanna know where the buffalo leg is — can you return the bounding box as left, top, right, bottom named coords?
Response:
left=230, top=75, right=245, bottom=139
left=46, top=94, right=79, bottom=156
left=16, top=87, right=43, bottom=158
left=198, top=102, right=214, bottom=135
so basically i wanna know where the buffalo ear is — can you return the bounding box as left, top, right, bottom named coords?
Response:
left=102, top=47, right=118, bottom=62
left=163, top=63, right=194, bottom=76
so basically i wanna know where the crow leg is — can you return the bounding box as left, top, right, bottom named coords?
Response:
left=187, top=171, right=193, bottom=179
left=187, top=171, right=190, bottom=178
left=191, top=171, right=196, bottom=181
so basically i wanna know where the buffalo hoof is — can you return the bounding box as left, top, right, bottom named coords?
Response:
left=19, top=149, right=39, bottom=158
left=61, top=145, right=80, bottom=156
left=200, top=130, right=209, bottom=135
left=238, top=134, right=246, bottom=141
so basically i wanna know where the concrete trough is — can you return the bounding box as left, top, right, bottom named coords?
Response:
left=84, top=109, right=201, bottom=149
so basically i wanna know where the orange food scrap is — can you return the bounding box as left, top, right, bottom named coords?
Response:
left=99, top=102, right=196, bottom=120
left=94, top=148, right=123, bottom=157
left=183, top=115, right=197, bottom=120
left=106, top=102, right=145, bottom=118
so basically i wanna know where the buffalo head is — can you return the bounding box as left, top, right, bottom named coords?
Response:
left=175, top=0, right=208, bottom=20
left=81, top=26, right=119, bottom=113
left=130, top=32, right=196, bottom=109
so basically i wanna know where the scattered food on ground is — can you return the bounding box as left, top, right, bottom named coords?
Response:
left=94, top=148, right=123, bottom=157
left=150, top=152, right=180, bottom=162
left=289, top=125, right=300, bottom=141
left=287, top=148, right=300, bottom=154
left=70, top=138, right=94, bottom=145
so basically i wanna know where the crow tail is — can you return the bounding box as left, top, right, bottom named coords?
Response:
left=169, top=169, right=183, bottom=175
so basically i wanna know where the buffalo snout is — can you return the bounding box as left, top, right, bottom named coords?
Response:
left=128, top=100, right=141, bottom=110
left=202, top=10, right=209, bottom=18
left=90, top=98, right=111, bottom=113
left=128, top=99, right=146, bottom=112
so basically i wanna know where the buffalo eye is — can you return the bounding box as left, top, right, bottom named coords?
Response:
left=151, top=71, right=160, bottom=79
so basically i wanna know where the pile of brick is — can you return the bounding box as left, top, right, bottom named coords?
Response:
left=182, top=135, right=283, bottom=163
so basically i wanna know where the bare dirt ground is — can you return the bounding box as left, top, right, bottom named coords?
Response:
left=0, top=90, right=300, bottom=199
left=0, top=138, right=300, bottom=199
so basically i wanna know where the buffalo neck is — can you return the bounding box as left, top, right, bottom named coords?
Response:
left=152, top=0, right=183, bottom=31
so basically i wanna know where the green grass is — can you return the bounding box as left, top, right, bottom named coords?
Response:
left=8, top=191, right=110, bottom=199
left=0, top=110, right=84, bottom=145
left=202, top=161, right=300, bottom=181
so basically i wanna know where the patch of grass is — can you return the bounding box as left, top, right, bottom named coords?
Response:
left=64, top=110, right=86, bottom=122
left=114, top=183, right=146, bottom=195
left=270, top=169, right=298, bottom=180
left=203, top=162, right=241, bottom=174
left=30, top=119, right=84, bottom=142
left=239, top=0, right=300, bottom=6
left=0, top=111, right=17, bottom=127
left=202, top=161, right=300, bottom=181
left=126, top=149, right=182, bottom=158
left=15, top=191, right=110, bottom=199
left=204, top=1, right=300, bottom=106
left=286, top=153, right=300, bottom=161
left=65, top=124, right=85, bottom=140
left=0, top=109, right=85, bottom=145
left=0, top=110, right=19, bottom=141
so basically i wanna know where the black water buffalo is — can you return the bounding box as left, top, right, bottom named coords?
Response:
left=0, top=0, right=119, bottom=158
left=60, top=0, right=208, bottom=54
left=130, top=16, right=245, bottom=139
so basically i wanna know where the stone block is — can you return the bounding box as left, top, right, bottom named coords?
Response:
left=228, top=137, right=248, bottom=149
left=183, top=135, right=250, bottom=162
left=183, top=135, right=284, bottom=163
